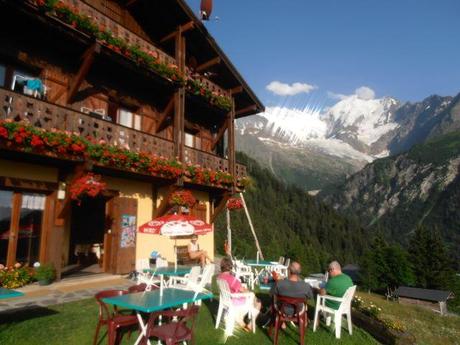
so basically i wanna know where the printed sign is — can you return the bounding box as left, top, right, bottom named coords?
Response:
left=120, top=214, right=136, bottom=248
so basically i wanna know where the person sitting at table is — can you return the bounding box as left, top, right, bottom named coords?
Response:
left=218, top=256, right=261, bottom=332
left=269, top=261, right=313, bottom=328
left=319, top=260, right=353, bottom=310
left=188, top=234, right=212, bottom=267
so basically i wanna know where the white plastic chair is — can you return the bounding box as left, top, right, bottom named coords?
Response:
left=215, top=278, right=257, bottom=336
left=313, top=285, right=357, bottom=338
left=136, top=258, right=160, bottom=291
left=169, top=266, right=202, bottom=290
left=233, top=260, right=255, bottom=289
left=278, top=256, right=285, bottom=265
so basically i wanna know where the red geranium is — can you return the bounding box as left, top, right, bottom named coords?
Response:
left=168, top=190, right=196, bottom=208
left=0, top=126, right=8, bottom=139
left=227, top=197, right=243, bottom=210
left=69, top=173, right=107, bottom=205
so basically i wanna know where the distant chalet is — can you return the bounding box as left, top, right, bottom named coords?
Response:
left=395, top=286, right=454, bottom=316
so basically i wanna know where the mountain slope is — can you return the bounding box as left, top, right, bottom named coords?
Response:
left=214, top=152, right=369, bottom=273
left=320, top=131, right=460, bottom=262
left=237, top=92, right=460, bottom=191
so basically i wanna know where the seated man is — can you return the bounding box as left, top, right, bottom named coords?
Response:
left=187, top=234, right=212, bottom=267
left=269, top=261, right=313, bottom=326
left=319, top=260, right=353, bottom=310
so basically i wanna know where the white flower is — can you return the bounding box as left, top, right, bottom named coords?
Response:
left=33, top=262, right=41, bottom=268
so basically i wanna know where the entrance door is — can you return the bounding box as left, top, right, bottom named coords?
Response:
left=106, top=197, right=137, bottom=274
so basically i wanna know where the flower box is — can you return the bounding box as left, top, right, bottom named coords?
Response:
left=351, top=310, right=415, bottom=345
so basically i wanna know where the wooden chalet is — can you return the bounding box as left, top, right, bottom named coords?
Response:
left=0, top=0, right=263, bottom=278
left=395, top=286, right=455, bottom=316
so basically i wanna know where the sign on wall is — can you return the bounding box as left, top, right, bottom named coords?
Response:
left=120, top=214, right=136, bottom=248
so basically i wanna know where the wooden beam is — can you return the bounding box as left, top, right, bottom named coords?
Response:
left=210, top=193, right=230, bottom=224
left=160, top=21, right=194, bottom=43
left=155, top=97, right=174, bottom=133
left=235, top=105, right=257, bottom=117
left=196, top=57, right=221, bottom=72
left=230, top=86, right=243, bottom=95
left=228, top=98, right=236, bottom=193
left=6, top=193, right=22, bottom=267
left=67, top=43, right=100, bottom=104
left=212, top=121, right=228, bottom=150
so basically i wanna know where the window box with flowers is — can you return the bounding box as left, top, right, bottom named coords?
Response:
left=351, top=296, right=415, bottom=345
left=186, top=78, right=232, bottom=112
left=0, top=263, right=34, bottom=289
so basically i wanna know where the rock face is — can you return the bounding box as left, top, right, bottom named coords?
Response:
left=236, top=92, right=460, bottom=191
left=319, top=131, right=460, bottom=261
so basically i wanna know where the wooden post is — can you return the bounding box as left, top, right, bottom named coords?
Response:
left=227, top=98, right=236, bottom=191
left=173, top=28, right=186, bottom=162
left=239, top=192, right=264, bottom=260
left=226, top=208, right=232, bottom=255
left=6, top=193, right=22, bottom=266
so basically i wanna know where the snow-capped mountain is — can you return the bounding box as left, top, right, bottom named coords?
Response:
left=236, top=92, right=459, bottom=190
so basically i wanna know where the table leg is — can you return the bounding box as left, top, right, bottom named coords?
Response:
left=134, top=311, right=151, bottom=345
left=160, top=275, right=164, bottom=297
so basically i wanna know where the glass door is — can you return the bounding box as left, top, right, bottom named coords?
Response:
left=0, top=191, right=13, bottom=266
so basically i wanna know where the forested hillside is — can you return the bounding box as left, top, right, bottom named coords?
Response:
left=214, top=153, right=369, bottom=273
left=320, top=131, right=460, bottom=266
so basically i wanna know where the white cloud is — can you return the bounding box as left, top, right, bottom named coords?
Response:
left=328, top=86, right=376, bottom=101
left=355, top=86, right=375, bottom=100
left=266, top=81, right=317, bottom=96
left=327, top=91, right=348, bottom=101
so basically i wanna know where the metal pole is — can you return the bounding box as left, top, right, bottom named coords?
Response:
left=226, top=208, right=232, bottom=255
left=239, top=193, right=264, bottom=260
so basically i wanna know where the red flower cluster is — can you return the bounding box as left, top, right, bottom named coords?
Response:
left=185, top=164, right=234, bottom=187
left=227, top=197, right=244, bottom=210
left=69, top=173, right=107, bottom=204
left=168, top=190, right=196, bottom=208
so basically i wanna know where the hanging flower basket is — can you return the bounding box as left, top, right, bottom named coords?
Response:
left=227, top=197, right=243, bottom=210
left=69, top=173, right=107, bottom=204
left=168, top=190, right=196, bottom=208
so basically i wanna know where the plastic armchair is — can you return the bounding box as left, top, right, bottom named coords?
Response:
left=141, top=305, right=200, bottom=345
left=233, top=260, right=255, bottom=289
left=269, top=295, right=308, bottom=345
left=169, top=266, right=201, bottom=290
left=136, top=259, right=161, bottom=291
left=313, top=285, right=357, bottom=338
left=215, top=278, right=257, bottom=336
left=93, top=289, right=138, bottom=345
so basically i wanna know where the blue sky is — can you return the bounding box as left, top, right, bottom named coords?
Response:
left=186, top=0, right=460, bottom=107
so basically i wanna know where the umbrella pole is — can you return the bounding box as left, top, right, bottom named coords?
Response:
left=239, top=193, right=264, bottom=260
left=226, top=208, right=232, bottom=256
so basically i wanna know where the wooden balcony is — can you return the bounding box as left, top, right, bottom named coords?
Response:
left=0, top=88, right=247, bottom=181
left=48, top=0, right=177, bottom=67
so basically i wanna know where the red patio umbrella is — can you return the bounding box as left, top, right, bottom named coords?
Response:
left=139, top=214, right=212, bottom=237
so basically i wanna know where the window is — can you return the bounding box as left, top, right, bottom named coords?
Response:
left=118, top=108, right=141, bottom=130
left=0, top=64, right=5, bottom=88
left=0, top=191, right=46, bottom=266
left=185, top=131, right=201, bottom=150
left=11, top=70, right=36, bottom=94
left=0, top=191, right=13, bottom=265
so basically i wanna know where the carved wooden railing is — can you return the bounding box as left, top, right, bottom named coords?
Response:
left=0, top=88, right=247, bottom=178
left=184, top=146, right=229, bottom=173
left=0, top=88, right=174, bottom=157
left=235, top=163, right=247, bottom=179
left=30, top=0, right=176, bottom=66
left=193, top=74, right=231, bottom=99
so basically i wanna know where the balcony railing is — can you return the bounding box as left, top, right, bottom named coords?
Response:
left=55, top=0, right=177, bottom=66
left=0, top=88, right=247, bottom=179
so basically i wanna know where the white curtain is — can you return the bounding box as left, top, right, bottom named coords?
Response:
left=21, top=194, right=45, bottom=210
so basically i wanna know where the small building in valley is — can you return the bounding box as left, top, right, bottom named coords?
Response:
left=395, top=286, right=454, bottom=316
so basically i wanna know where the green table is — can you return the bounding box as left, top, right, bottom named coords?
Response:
left=0, top=287, right=24, bottom=299
left=244, top=260, right=278, bottom=267
left=103, top=288, right=213, bottom=345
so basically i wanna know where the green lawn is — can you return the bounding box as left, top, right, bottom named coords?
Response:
left=0, top=296, right=378, bottom=345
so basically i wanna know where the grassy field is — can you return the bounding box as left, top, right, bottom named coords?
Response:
left=0, top=296, right=378, bottom=345
left=355, top=292, right=460, bottom=345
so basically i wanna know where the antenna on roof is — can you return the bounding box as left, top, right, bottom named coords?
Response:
left=200, top=0, right=213, bottom=21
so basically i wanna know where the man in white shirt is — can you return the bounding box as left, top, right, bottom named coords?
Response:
left=188, top=234, right=212, bottom=267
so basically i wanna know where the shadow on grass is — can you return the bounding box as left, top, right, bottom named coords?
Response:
left=0, top=306, right=59, bottom=324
